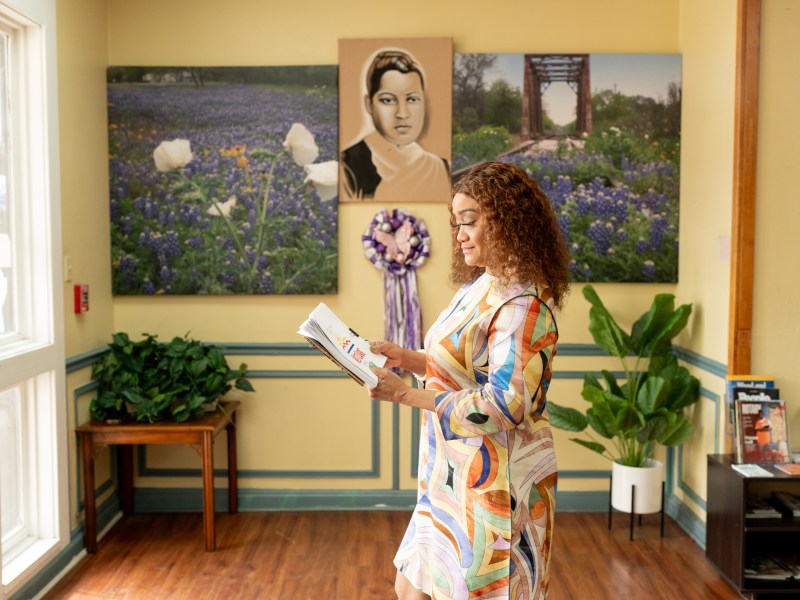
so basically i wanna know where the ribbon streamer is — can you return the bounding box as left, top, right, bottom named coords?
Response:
left=362, top=208, right=430, bottom=356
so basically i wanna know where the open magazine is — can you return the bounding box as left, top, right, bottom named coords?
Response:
left=297, top=303, right=386, bottom=387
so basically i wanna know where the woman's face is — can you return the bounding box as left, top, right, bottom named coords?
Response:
left=451, top=192, right=492, bottom=274
left=366, top=70, right=425, bottom=147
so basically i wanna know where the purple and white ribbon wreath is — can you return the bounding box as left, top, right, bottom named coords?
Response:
left=362, top=208, right=430, bottom=354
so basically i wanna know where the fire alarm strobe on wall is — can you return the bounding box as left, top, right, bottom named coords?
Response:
left=74, top=283, right=89, bottom=314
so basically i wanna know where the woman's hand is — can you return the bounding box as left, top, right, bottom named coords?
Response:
left=367, top=363, right=436, bottom=411
left=367, top=364, right=406, bottom=403
left=369, top=340, right=405, bottom=369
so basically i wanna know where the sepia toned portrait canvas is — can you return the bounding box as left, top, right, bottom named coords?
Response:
left=338, top=37, right=453, bottom=203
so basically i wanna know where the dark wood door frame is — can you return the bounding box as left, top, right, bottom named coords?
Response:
left=728, top=0, right=761, bottom=376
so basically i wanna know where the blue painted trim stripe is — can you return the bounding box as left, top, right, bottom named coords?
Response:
left=555, top=343, right=610, bottom=356
left=65, top=347, right=107, bottom=373
left=674, top=346, right=727, bottom=378
left=247, top=369, right=351, bottom=378
left=66, top=342, right=728, bottom=376
left=67, top=341, right=728, bottom=367
left=131, top=487, right=641, bottom=514
left=210, top=342, right=316, bottom=355
left=559, top=469, right=611, bottom=478
left=556, top=342, right=728, bottom=378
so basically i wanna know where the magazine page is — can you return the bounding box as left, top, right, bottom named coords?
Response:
left=297, top=302, right=386, bottom=387
left=731, top=463, right=774, bottom=477
left=736, top=398, right=791, bottom=464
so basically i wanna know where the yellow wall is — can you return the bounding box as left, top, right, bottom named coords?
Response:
left=752, top=0, right=800, bottom=443
left=671, top=0, right=737, bottom=518
left=59, top=0, right=114, bottom=356
left=57, top=0, right=753, bottom=532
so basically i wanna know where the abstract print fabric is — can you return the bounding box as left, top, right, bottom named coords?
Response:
left=394, top=273, right=559, bottom=600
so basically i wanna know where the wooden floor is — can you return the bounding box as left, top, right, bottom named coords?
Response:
left=43, top=511, right=743, bottom=599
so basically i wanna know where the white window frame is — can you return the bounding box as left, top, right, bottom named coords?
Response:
left=0, top=0, right=66, bottom=596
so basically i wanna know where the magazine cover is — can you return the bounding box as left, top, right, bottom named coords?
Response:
left=736, top=398, right=790, bottom=464
left=725, top=375, right=776, bottom=455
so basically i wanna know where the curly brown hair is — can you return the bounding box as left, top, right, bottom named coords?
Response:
left=449, top=161, right=571, bottom=309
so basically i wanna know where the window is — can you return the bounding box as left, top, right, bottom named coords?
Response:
left=0, top=0, right=67, bottom=595
left=0, top=23, right=13, bottom=337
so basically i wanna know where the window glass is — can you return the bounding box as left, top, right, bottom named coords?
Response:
left=0, top=386, right=22, bottom=550
left=0, top=31, right=13, bottom=337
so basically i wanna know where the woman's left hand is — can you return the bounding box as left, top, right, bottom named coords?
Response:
left=367, top=364, right=406, bottom=404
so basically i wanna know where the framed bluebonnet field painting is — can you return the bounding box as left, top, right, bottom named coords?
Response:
left=106, top=66, right=338, bottom=295
left=452, top=53, right=682, bottom=283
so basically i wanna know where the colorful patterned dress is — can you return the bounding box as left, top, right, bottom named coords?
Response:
left=394, top=273, right=559, bottom=599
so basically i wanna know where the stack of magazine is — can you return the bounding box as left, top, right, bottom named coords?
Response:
left=297, top=302, right=386, bottom=387
left=727, top=375, right=791, bottom=464
left=745, top=493, right=782, bottom=519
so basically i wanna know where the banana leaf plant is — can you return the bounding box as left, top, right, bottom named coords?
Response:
left=548, top=284, right=700, bottom=467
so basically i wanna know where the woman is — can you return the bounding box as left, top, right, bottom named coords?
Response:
left=341, top=49, right=451, bottom=202
left=368, top=162, right=571, bottom=599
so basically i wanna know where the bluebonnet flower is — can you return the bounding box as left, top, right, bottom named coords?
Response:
left=642, top=260, right=656, bottom=282
left=185, top=236, right=203, bottom=250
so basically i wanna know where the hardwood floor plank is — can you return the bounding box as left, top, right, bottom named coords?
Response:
left=43, top=511, right=742, bottom=599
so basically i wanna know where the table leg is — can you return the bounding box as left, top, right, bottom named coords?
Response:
left=201, top=430, right=216, bottom=551
left=119, top=444, right=134, bottom=514
left=227, top=417, right=238, bottom=515
left=80, top=432, right=98, bottom=553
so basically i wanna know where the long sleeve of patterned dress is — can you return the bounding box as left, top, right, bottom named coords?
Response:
left=432, top=293, right=558, bottom=440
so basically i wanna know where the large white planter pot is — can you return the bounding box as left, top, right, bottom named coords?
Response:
left=611, top=459, right=664, bottom=514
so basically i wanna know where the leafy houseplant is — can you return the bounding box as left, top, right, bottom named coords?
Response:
left=89, top=332, right=254, bottom=423
left=548, top=284, right=700, bottom=468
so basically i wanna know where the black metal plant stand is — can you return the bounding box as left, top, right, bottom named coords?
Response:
left=608, top=475, right=665, bottom=540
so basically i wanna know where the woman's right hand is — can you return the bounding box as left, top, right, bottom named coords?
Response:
left=369, top=340, right=405, bottom=369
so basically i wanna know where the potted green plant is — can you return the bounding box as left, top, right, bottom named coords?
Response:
left=547, top=284, right=700, bottom=512
left=89, top=332, right=254, bottom=423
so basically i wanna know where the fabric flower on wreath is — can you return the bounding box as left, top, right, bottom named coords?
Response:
left=362, top=208, right=430, bottom=354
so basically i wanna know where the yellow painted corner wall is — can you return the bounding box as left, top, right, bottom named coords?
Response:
left=671, top=0, right=737, bottom=520
left=59, top=0, right=115, bottom=356
left=57, top=0, right=742, bottom=522
left=752, top=2, right=800, bottom=446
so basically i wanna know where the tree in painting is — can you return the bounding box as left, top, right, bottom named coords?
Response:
left=452, top=53, right=682, bottom=283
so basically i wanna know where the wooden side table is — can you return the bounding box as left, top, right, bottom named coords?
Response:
left=76, top=400, right=240, bottom=553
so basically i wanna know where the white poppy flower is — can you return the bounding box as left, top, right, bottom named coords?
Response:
left=283, top=123, right=319, bottom=166
left=153, top=139, right=193, bottom=172
left=207, top=196, right=237, bottom=217
left=304, top=160, right=338, bottom=201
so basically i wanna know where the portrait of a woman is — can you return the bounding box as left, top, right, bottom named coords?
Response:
left=338, top=40, right=453, bottom=202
